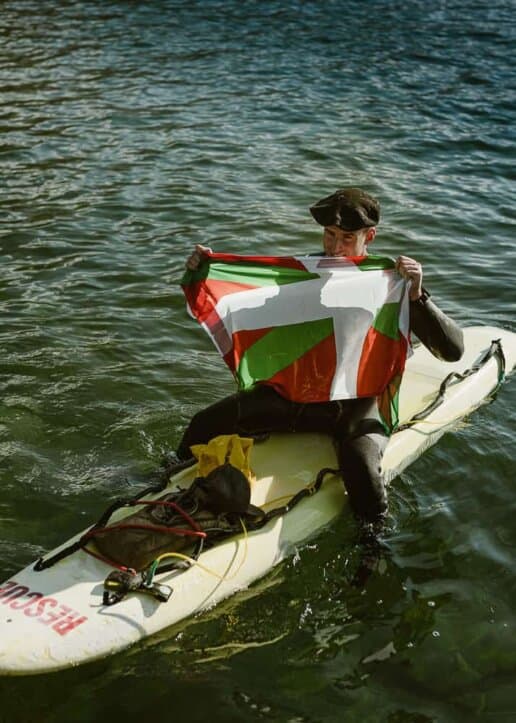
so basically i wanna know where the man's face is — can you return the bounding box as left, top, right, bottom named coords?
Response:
left=322, top=226, right=374, bottom=257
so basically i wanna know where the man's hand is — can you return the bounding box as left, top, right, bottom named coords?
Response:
left=185, top=244, right=212, bottom=271
left=396, top=255, right=423, bottom=301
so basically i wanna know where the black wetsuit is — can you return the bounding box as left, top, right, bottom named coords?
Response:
left=177, top=291, right=464, bottom=523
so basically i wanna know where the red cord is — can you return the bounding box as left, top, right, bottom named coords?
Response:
left=83, top=546, right=137, bottom=574
left=129, top=499, right=202, bottom=532
left=82, top=494, right=207, bottom=572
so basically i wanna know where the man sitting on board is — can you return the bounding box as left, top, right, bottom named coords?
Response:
left=176, top=188, right=464, bottom=523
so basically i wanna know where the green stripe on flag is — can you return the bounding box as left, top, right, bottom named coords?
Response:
left=373, top=302, right=401, bottom=340
left=182, top=261, right=319, bottom=288
left=236, top=317, right=334, bottom=390
left=354, top=255, right=396, bottom=271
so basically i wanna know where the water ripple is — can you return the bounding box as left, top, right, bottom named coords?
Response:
left=0, top=0, right=515, bottom=716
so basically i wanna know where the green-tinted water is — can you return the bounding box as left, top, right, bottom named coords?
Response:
left=1, top=1, right=514, bottom=720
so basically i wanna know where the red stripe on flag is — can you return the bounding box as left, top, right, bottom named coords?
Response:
left=265, top=332, right=337, bottom=402
left=183, top=279, right=256, bottom=324
left=356, top=329, right=408, bottom=397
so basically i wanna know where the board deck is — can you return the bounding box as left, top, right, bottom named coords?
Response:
left=0, top=326, right=514, bottom=675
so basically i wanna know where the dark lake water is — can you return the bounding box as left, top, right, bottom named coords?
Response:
left=1, top=1, right=515, bottom=720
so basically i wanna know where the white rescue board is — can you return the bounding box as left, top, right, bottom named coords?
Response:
left=0, top=326, right=514, bottom=675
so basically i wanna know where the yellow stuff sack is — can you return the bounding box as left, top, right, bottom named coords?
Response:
left=190, top=434, right=254, bottom=482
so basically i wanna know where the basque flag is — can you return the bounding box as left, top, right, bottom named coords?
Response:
left=181, top=252, right=410, bottom=425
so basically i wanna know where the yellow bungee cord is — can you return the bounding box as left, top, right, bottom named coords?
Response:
left=147, top=517, right=249, bottom=584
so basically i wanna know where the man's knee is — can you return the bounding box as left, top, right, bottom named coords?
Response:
left=176, top=386, right=287, bottom=460
left=176, top=396, right=239, bottom=459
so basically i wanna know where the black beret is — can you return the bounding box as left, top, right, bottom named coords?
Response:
left=310, top=188, right=380, bottom=231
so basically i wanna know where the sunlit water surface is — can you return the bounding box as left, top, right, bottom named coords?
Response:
left=1, top=1, right=515, bottom=721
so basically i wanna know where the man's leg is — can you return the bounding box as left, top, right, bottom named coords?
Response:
left=177, top=389, right=389, bottom=522
left=176, top=385, right=296, bottom=460
left=337, top=431, right=388, bottom=522
left=335, top=398, right=389, bottom=523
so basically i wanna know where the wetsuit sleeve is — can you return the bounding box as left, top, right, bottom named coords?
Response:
left=409, top=289, right=464, bottom=362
